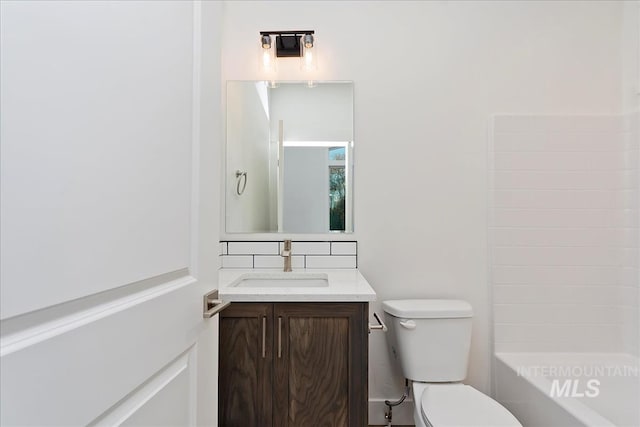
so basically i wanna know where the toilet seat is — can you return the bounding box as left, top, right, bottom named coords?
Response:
left=419, top=384, right=521, bottom=427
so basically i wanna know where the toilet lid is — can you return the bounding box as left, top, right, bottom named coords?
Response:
left=421, top=384, right=521, bottom=427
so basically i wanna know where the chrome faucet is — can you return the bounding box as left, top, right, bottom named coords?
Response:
left=281, top=239, right=292, bottom=272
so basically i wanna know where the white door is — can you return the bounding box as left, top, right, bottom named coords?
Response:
left=0, top=1, right=223, bottom=426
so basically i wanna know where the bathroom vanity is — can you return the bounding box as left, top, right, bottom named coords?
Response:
left=218, top=270, right=375, bottom=427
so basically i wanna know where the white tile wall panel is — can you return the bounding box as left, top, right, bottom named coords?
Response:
left=493, top=151, right=626, bottom=171
left=493, top=171, right=625, bottom=190
left=618, top=267, right=639, bottom=286
left=492, top=190, right=623, bottom=209
left=491, top=208, right=625, bottom=228
left=494, top=324, right=620, bottom=349
left=622, top=248, right=639, bottom=266
left=492, top=265, right=620, bottom=285
left=491, top=228, right=627, bottom=247
left=491, top=247, right=623, bottom=266
left=622, top=170, right=639, bottom=189
left=622, top=209, right=639, bottom=227
left=493, top=285, right=620, bottom=306
left=491, top=114, right=636, bottom=354
left=494, top=304, right=621, bottom=325
left=620, top=189, right=638, bottom=209
left=493, top=115, right=625, bottom=133
left=618, top=286, right=639, bottom=307
left=624, top=149, right=639, bottom=169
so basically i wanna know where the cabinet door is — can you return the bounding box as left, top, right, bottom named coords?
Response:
left=273, top=303, right=368, bottom=427
left=219, top=303, right=273, bottom=427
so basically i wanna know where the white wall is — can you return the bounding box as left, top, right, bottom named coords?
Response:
left=221, top=0, right=629, bottom=422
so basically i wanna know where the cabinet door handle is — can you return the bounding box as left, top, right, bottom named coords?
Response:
left=278, top=316, right=282, bottom=358
left=262, top=316, right=267, bottom=358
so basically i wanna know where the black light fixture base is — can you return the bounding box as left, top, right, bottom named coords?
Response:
left=276, top=35, right=301, bottom=57
left=260, top=30, right=314, bottom=58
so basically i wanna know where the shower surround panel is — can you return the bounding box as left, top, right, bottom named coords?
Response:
left=490, top=114, right=638, bottom=354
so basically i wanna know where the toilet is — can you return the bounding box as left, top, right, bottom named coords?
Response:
left=382, top=299, right=521, bottom=427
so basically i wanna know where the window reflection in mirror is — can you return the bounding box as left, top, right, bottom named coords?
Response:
left=225, top=81, right=353, bottom=234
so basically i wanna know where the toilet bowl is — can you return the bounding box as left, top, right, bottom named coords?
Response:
left=412, top=382, right=521, bottom=427
left=382, top=299, right=521, bottom=427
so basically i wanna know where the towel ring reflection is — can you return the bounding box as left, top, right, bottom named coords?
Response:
left=235, top=170, right=247, bottom=195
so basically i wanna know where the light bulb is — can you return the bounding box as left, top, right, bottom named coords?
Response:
left=263, top=49, right=274, bottom=70
left=300, top=35, right=317, bottom=72
left=259, top=35, right=276, bottom=74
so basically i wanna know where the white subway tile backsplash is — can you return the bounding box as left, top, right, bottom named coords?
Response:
left=228, top=241, right=279, bottom=255
left=289, top=241, right=330, bottom=255
left=221, top=255, right=253, bottom=269
left=220, top=240, right=357, bottom=270
left=306, top=255, right=357, bottom=269
left=331, top=242, right=357, bottom=255
left=253, top=255, right=304, bottom=269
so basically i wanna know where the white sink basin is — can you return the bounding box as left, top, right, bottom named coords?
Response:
left=230, top=272, right=329, bottom=288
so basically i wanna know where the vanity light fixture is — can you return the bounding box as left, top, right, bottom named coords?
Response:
left=259, top=30, right=317, bottom=73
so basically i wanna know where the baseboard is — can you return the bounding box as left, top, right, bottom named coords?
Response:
left=368, top=398, right=415, bottom=426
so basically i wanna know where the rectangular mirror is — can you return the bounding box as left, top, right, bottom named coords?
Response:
left=225, top=81, right=354, bottom=233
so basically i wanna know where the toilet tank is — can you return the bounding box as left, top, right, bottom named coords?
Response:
left=382, top=299, right=473, bottom=382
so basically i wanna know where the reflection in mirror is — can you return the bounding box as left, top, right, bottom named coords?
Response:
left=226, top=81, right=354, bottom=233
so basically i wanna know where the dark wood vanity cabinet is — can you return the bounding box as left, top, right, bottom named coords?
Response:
left=219, top=302, right=368, bottom=427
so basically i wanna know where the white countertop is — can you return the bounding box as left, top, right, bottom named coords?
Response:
left=218, top=269, right=376, bottom=302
